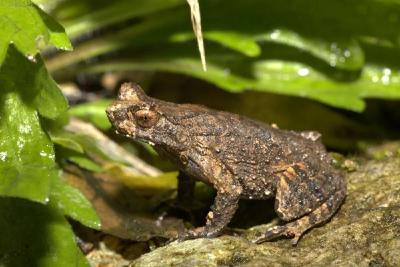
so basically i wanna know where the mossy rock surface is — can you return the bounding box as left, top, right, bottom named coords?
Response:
left=131, top=147, right=400, bottom=267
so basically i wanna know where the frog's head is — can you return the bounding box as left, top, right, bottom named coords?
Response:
left=106, top=82, right=183, bottom=148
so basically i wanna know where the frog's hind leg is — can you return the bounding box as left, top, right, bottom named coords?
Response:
left=253, top=176, right=346, bottom=245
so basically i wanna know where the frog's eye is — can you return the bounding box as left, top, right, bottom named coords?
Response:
left=134, top=109, right=159, bottom=128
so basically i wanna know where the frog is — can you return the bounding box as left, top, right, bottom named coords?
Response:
left=106, top=82, right=346, bottom=245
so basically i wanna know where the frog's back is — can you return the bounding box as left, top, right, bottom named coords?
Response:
left=206, top=110, right=328, bottom=165
left=187, top=110, right=334, bottom=196
left=171, top=104, right=331, bottom=180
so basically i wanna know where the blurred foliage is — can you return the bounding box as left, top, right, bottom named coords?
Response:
left=0, top=1, right=99, bottom=266
left=69, top=99, right=112, bottom=130
left=43, top=0, right=400, bottom=111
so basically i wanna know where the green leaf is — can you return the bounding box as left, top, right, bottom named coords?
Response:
left=55, top=143, right=104, bottom=173
left=171, top=31, right=262, bottom=57
left=85, top=43, right=400, bottom=112
left=0, top=198, right=89, bottom=267
left=69, top=100, right=112, bottom=130
left=51, top=134, right=84, bottom=153
left=256, top=30, right=364, bottom=71
left=0, top=0, right=72, bottom=66
left=68, top=155, right=104, bottom=173
left=46, top=10, right=185, bottom=72
left=0, top=46, right=68, bottom=119
left=171, top=30, right=364, bottom=70
left=61, top=133, right=113, bottom=162
left=50, top=176, right=101, bottom=229
left=50, top=130, right=85, bottom=154
left=31, top=58, right=69, bottom=120
left=0, top=46, right=67, bottom=202
left=0, top=92, right=56, bottom=202
left=205, top=31, right=261, bottom=57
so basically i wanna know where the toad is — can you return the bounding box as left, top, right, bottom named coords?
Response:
left=106, top=83, right=346, bottom=245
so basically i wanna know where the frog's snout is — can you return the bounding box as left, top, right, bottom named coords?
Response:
left=106, top=104, right=127, bottom=126
left=105, top=105, right=117, bottom=122
left=106, top=104, right=137, bottom=137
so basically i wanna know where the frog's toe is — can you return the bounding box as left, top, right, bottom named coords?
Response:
left=176, top=227, right=208, bottom=242
left=251, top=225, right=300, bottom=244
left=251, top=225, right=286, bottom=244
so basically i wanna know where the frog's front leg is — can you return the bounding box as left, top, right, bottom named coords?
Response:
left=178, top=161, right=242, bottom=240
left=179, top=189, right=241, bottom=240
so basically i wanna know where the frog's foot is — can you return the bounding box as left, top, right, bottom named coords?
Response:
left=175, top=226, right=223, bottom=242
left=251, top=224, right=302, bottom=245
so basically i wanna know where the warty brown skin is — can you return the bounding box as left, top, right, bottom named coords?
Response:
left=106, top=83, right=346, bottom=245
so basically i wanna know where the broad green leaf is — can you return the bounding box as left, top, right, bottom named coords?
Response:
left=50, top=176, right=101, bottom=229
left=171, top=30, right=364, bottom=70
left=0, top=46, right=68, bottom=119
left=31, top=57, right=69, bottom=120
left=0, top=91, right=56, bottom=202
left=85, top=43, right=400, bottom=112
left=256, top=30, right=364, bottom=71
left=0, top=0, right=71, bottom=65
left=0, top=47, right=67, bottom=202
left=0, top=198, right=89, bottom=267
left=69, top=99, right=112, bottom=130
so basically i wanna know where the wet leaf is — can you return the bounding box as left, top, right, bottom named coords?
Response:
left=0, top=46, right=67, bottom=202
left=0, top=0, right=71, bottom=65
left=0, top=46, right=68, bottom=119
left=50, top=175, right=101, bottom=229
left=256, top=30, right=364, bottom=71
left=172, top=29, right=364, bottom=70
left=0, top=93, right=56, bottom=202
left=87, top=40, right=400, bottom=111
left=0, top=198, right=89, bottom=267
